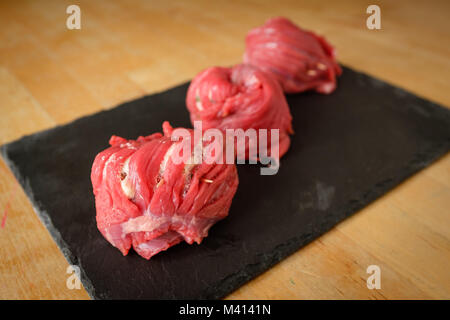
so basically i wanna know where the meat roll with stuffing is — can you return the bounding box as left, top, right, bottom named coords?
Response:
left=244, top=17, right=342, bottom=94
left=186, top=64, right=293, bottom=161
left=91, top=122, right=239, bottom=260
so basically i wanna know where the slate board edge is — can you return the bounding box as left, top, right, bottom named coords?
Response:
left=1, top=65, right=450, bottom=299
left=0, top=147, right=97, bottom=299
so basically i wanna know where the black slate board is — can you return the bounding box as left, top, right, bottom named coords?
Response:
left=2, top=67, right=450, bottom=299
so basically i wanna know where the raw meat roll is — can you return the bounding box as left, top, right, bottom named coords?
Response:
left=186, top=64, right=293, bottom=160
left=243, top=17, right=342, bottom=94
left=91, top=122, right=239, bottom=260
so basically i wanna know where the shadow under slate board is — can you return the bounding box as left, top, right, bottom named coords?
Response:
left=2, top=66, right=450, bottom=299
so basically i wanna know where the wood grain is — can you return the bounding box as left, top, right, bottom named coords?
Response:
left=0, top=0, right=448, bottom=300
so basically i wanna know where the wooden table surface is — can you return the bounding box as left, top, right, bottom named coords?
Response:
left=0, top=0, right=449, bottom=300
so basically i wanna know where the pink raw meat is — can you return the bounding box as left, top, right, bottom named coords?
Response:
left=186, top=63, right=293, bottom=160
left=91, top=122, right=239, bottom=259
left=244, top=17, right=342, bottom=94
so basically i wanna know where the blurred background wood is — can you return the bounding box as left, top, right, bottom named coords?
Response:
left=0, top=0, right=449, bottom=299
